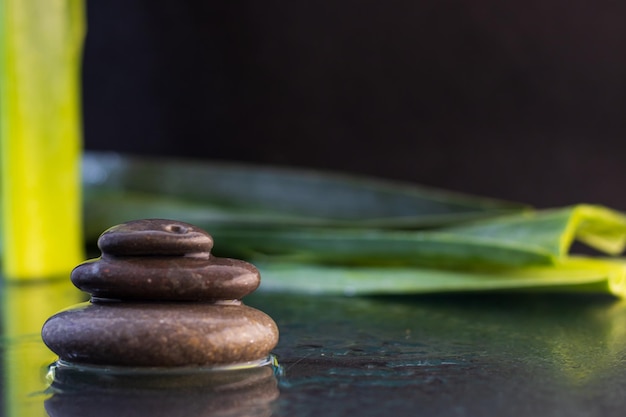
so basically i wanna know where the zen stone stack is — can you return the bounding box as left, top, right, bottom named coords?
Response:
left=41, top=219, right=279, bottom=367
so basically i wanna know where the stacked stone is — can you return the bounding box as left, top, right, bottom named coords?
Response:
left=42, top=219, right=279, bottom=367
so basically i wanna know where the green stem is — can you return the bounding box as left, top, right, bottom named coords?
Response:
left=0, top=0, right=85, bottom=279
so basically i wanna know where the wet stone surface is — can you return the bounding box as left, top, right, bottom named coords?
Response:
left=72, top=256, right=261, bottom=301
left=41, top=219, right=279, bottom=367
left=97, top=218, right=214, bottom=257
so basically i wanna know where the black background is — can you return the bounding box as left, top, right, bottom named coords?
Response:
left=82, top=0, right=626, bottom=209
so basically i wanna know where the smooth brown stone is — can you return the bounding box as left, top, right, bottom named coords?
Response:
left=43, top=218, right=280, bottom=369
left=42, top=302, right=279, bottom=367
left=98, top=219, right=214, bottom=257
left=71, top=256, right=260, bottom=301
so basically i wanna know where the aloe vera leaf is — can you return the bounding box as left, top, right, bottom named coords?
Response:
left=0, top=0, right=85, bottom=279
left=82, top=188, right=626, bottom=269
left=442, top=204, right=626, bottom=257
left=81, top=190, right=549, bottom=268
left=82, top=189, right=358, bottom=242
left=81, top=188, right=626, bottom=297
left=80, top=153, right=626, bottom=275
left=254, top=257, right=626, bottom=297
left=175, top=205, right=626, bottom=269
left=571, top=205, right=626, bottom=255
left=211, top=228, right=555, bottom=268
left=82, top=152, right=528, bottom=228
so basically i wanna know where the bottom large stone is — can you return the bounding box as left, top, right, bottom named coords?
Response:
left=42, top=301, right=279, bottom=367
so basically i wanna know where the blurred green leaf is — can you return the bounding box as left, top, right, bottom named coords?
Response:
left=254, top=257, right=626, bottom=297
left=82, top=152, right=626, bottom=297
left=82, top=151, right=528, bottom=232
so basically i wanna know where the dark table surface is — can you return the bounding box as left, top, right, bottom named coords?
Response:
left=252, top=292, right=626, bottom=417
left=2, top=280, right=626, bottom=417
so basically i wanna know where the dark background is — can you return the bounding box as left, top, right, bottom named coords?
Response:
left=81, top=0, right=626, bottom=209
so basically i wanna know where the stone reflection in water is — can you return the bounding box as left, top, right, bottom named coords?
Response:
left=44, top=362, right=279, bottom=417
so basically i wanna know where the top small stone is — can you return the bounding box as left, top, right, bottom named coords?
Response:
left=98, top=219, right=214, bottom=257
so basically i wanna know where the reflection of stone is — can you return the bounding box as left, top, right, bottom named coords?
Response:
left=44, top=362, right=279, bottom=417
left=41, top=219, right=279, bottom=367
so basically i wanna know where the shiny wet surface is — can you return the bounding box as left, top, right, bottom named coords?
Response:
left=2, top=279, right=626, bottom=416
left=258, top=292, right=626, bottom=417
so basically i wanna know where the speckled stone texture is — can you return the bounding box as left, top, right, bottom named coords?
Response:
left=97, top=219, right=214, bottom=257
left=72, top=256, right=260, bottom=301
left=42, top=302, right=279, bottom=367
left=41, top=219, right=279, bottom=367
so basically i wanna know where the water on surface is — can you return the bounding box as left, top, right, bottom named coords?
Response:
left=2, top=279, right=626, bottom=417
left=252, top=292, right=626, bottom=417
left=1, top=278, right=85, bottom=417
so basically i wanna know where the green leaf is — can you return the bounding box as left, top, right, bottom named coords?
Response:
left=82, top=151, right=528, bottom=231
left=192, top=205, right=626, bottom=270
left=254, top=257, right=626, bottom=298
left=442, top=204, right=626, bottom=257
left=80, top=152, right=626, bottom=297
left=0, top=0, right=85, bottom=279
